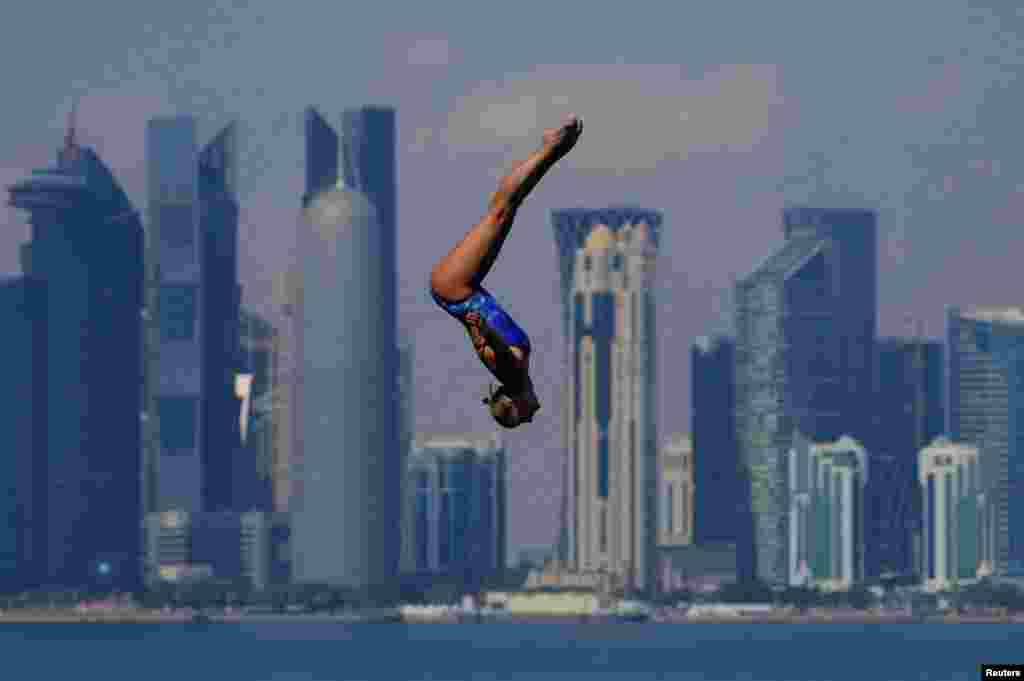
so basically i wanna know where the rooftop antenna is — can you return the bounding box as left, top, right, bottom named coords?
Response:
left=61, top=99, right=80, bottom=163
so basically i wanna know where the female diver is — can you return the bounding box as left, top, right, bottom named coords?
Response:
left=429, top=114, right=583, bottom=428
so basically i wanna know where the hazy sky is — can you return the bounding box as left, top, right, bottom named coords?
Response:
left=3, top=0, right=1023, bottom=551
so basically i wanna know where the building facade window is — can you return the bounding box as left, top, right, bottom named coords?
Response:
left=159, top=284, right=199, bottom=341
left=158, top=397, right=198, bottom=453
left=415, top=471, right=430, bottom=571
left=665, top=482, right=674, bottom=535
left=159, top=204, right=196, bottom=249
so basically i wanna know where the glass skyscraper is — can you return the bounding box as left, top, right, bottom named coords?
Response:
left=0, top=277, right=45, bottom=590
left=145, top=116, right=241, bottom=515
left=871, top=338, right=944, bottom=577
left=7, top=128, right=144, bottom=590
left=236, top=308, right=277, bottom=512
left=691, top=335, right=744, bottom=546
left=947, top=306, right=1024, bottom=575
left=553, top=206, right=662, bottom=593
left=734, top=207, right=876, bottom=584
left=406, top=435, right=507, bottom=584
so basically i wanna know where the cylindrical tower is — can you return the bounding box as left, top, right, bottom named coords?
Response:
left=292, top=182, right=386, bottom=587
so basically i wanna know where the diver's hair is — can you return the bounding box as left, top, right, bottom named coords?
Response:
left=482, top=383, right=521, bottom=429
left=481, top=382, right=498, bottom=406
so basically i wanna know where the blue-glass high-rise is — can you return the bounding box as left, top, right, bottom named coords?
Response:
left=199, top=122, right=243, bottom=512
left=947, top=307, right=1024, bottom=575
left=0, top=277, right=46, bottom=591
left=407, top=435, right=507, bottom=585
left=871, top=339, right=944, bottom=577
left=342, top=106, right=401, bottom=582
left=145, top=117, right=241, bottom=515
left=304, top=108, right=339, bottom=201
left=691, top=335, right=745, bottom=546
left=236, top=308, right=276, bottom=512
left=734, top=207, right=876, bottom=584
left=7, top=134, right=144, bottom=590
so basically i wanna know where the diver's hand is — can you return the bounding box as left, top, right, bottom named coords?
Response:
left=465, top=312, right=487, bottom=350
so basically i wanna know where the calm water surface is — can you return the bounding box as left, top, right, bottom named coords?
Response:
left=1, top=622, right=1021, bottom=680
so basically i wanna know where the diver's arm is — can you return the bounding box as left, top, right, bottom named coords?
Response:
left=465, top=312, right=525, bottom=385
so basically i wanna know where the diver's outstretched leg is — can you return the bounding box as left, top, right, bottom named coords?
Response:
left=430, top=115, right=583, bottom=302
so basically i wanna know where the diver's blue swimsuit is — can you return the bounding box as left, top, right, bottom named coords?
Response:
left=431, top=286, right=531, bottom=353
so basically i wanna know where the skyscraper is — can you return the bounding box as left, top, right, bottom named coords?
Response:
left=290, top=107, right=399, bottom=590
left=734, top=207, right=876, bottom=584
left=342, top=107, right=402, bottom=586
left=406, top=434, right=507, bottom=583
left=0, top=276, right=45, bottom=590
left=270, top=270, right=301, bottom=514
left=553, top=206, right=662, bottom=592
left=199, top=123, right=244, bottom=512
left=947, top=306, right=1024, bottom=575
left=236, top=308, right=277, bottom=512
left=399, top=340, right=416, bottom=574
left=691, top=335, right=743, bottom=545
left=787, top=434, right=868, bottom=590
left=7, top=122, right=144, bottom=589
left=871, top=338, right=944, bottom=577
left=145, top=116, right=242, bottom=514
left=918, top=437, right=984, bottom=590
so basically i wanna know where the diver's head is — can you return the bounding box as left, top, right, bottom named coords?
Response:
left=482, top=383, right=540, bottom=429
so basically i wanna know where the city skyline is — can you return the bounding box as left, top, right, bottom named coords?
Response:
left=3, top=0, right=1024, bottom=553
left=0, top=122, right=1017, bottom=589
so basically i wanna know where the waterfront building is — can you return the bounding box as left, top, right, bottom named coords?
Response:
left=399, top=340, right=416, bottom=574
left=871, top=338, right=944, bottom=577
left=918, top=437, right=984, bottom=591
left=236, top=308, right=276, bottom=511
left=290, top=107, right=400, bottom=589
left=658, top=543, right=738, bottom=594
left=659, top=434, right=694, bottom=547
left=7, top=118, right=144, bottom=589
left=947, top=306, right=1024, bottom=575
left=406, top=434, right=507, bottom=584
left=269, top=270, right=301, bottom=513
left=788, top=434, right=868, bottom=590
left=734, top=207, right=876, bottom=584
left=144, top=116, right=242, bottom=514
left=0, top=277, right=45, bottom=591
left=144, top=510, right=289, bottom=590
left=553, top=207, right=662, bottom=592
left=516, top=545, right=558, bottom=569
left=691, top=335, right=743, bottom=545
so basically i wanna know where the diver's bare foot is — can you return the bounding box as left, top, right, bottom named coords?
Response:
left=493, top=115, right=583, bottom=206
left=542, top=114, right=583, bottom=159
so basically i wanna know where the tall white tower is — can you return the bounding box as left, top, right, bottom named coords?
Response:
left=289, top=107, right=398, bottom=590
left=553, top=207, right=662, bottom=592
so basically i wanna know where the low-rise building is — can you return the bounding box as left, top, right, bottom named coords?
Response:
left=660, top=434, right=694, bottom=547
left=144, top=510, right=289, bottom=590
left=504, top=590, right=600, bottom=616
left=658, top=542, right=738, bottom=593
left=405, top=434, right=506, bottom=582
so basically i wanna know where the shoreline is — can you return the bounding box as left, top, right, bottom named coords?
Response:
left=0, top=611, right=1021, bottom=625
